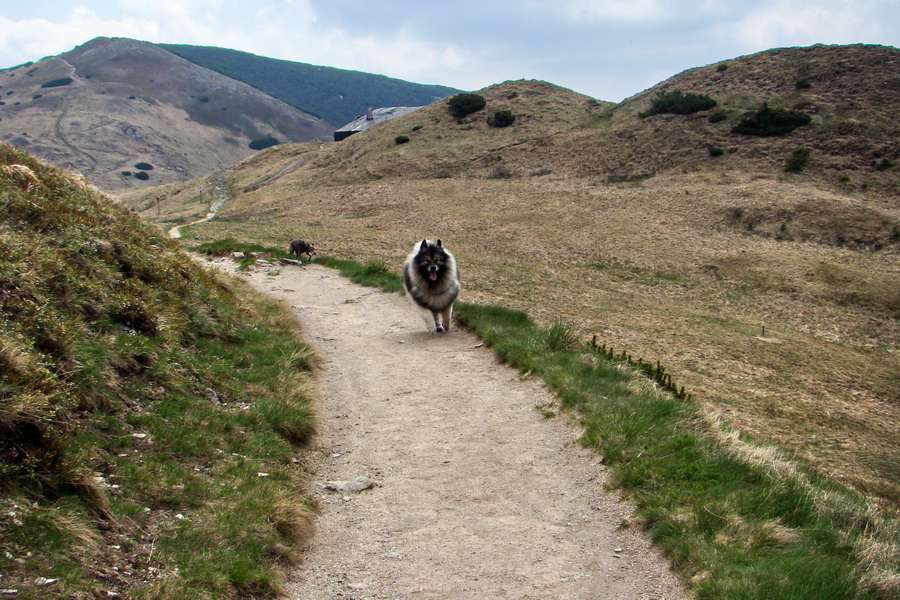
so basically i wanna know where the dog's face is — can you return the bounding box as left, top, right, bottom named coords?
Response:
left=307, top=244, right=317, bottom=255
left=415, top=239, right=449, bottom=282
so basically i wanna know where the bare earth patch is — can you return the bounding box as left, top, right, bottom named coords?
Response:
left=210, top=259, right=690, bottom=599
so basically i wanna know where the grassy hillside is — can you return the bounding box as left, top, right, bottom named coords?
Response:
left=122, top=44, right=899, bottom=515
left=160, top=43, right=462, bottom=127
left=0, top=143, right=317, bottom=598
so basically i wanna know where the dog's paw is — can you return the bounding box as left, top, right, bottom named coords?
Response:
left=435, top=325, right=444, bottom=333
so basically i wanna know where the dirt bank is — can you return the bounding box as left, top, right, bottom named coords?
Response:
left=209, top=258, right=690, bottom=600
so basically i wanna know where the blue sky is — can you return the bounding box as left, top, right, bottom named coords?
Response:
left=1, top=1, right=897, bottom=102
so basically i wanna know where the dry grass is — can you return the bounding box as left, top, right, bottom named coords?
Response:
left=147, top=166, right=899, bottom=510
left=122, top=49, right=899, bottom=514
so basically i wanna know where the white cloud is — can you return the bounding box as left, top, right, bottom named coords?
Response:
left=0, top=9, right=158, bottom=67
left=723, top=2, right=890, bottom=50
left=561, top=0, right=679, bottom=23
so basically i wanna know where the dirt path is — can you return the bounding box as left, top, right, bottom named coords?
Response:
left=168, top=172, right=230, bottom=239
left=210, top=259, right=690, bottom=600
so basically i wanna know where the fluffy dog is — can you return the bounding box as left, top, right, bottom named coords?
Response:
left=288, top=238, right=316, bottom=262
left=403, top=239, right=461, bottom=333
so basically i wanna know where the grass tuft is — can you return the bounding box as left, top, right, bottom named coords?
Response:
left=313, top=255, right=405, bottom=293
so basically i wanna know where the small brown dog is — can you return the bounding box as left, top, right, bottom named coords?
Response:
left=288, top=238, right=317, bottom=262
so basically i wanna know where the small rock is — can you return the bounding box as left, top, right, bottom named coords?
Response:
left=35, top=577, right=57, bottom=586
left=324, top=476, right=376, bottom=494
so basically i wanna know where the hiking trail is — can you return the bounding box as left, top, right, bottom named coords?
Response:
left=168, top=171, right=230, bottom=239
left=209, top=258, right=690, bottom=600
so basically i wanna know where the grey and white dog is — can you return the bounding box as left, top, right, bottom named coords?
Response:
left=402, top=239, right=461, bottom=333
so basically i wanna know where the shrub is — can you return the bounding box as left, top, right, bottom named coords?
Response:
left=41, top=77, right=73, bottom=88
left=708, top=145, right=725, bottom=157
left=133, top=171, right=150, bottom=181
left=121, top=171, right=132, bottom=177
left=394, top=135, right=410, bottom=144
left=412, top=125, right=423, bottom=131
left=874, top=158, right=895, bottom=171
left=717, top=64, right=729, bottom=72
left=708, top=110, right=728, bottom=124
left=785, top=148, right=811, bottom=172
left=487, top=110, right=515, bottom=127
left=447, top=93, right=486, bottom=118
left=248, top=136, right=279, bottom=151
left=796, top=79, right=812, bottom=89
left=640, top=90, right=716, bottom=117
left=732, top=104, right=812, bottom=136
left=134, top=162, right=153, bottom=171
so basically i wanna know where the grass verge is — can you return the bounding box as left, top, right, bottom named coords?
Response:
left=191, top=239, right=405, bottom=294
left=454, top=303, right=898, bottom=600
left=1, top=147, right=317, bottom=599
left=260, top=246, right=898, bottom=600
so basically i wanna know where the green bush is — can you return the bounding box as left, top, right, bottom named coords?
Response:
left=134, top=162, right=153, bottom=171
left=41, top=77, right=73, bottom=88
left=133, top=171, right=150, bottom=181
left=708, top=145, right=725, bottom=157
left=248, top=136, right=279, bottom=150
left=640, top=90, right=716, bottom=117
left=732, top=104, right=812, bottom=136
left=447, top=93, right=486, bottom=118
left=785, top=148, right=811, bottom=172
left=487, top=110, right=515, bottom=127
left=121, top=171, right=132, bottom=177
left=708, top=110, right=728, bottom=124
left=394, top=135, right=410, bottom=144
left=796, top=79, right=812, bottom=89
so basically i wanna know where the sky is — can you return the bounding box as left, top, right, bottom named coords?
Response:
left=0, top=1, right=897, bottom=102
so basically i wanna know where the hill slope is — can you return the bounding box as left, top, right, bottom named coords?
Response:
left=126, top=44, right=899, bottom=513
left=159, top=43, right=462, bottom=128
left=0, top=143, right=317, bottom=597
left=0, top=37, right=334, bottom=190
left=307, top=44, right=899, bottom=199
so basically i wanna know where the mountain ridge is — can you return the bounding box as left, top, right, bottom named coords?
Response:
left=158, top=42, right=462, bottom=128
left=0, top=37, right=335, bottom=189
left=0, top=36, right=462, bottom=190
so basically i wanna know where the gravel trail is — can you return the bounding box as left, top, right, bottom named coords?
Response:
left=211, top=259, right=690, bottom=600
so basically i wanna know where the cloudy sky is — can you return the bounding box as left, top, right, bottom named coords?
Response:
left=1, top=1, right=897, bottom=102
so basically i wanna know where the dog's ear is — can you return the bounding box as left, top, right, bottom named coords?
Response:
left=420, top=239, right=428, bottom=251
left=435, top=239, right=442, bottom=248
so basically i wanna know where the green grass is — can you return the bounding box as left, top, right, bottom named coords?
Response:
left=453, top=303, right=897, bottom=600
left=281, top=247, right=898, bottom=600
left=313, top=256, right=405, bottom=294
left=1, top=146, right=316, bottom=599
